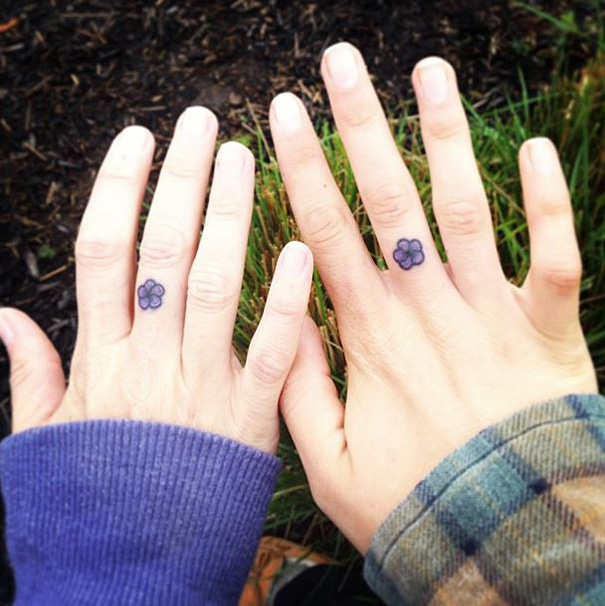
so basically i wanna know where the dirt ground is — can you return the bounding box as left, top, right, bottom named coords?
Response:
left=0, top=0, right=597, bottom=601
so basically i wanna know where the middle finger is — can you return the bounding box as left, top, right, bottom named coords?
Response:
left=321, top=43, right=449, bottom=293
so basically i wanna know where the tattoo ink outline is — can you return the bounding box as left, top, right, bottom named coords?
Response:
left=137, top=278, right=165, bottom=310
left=393, top=238, right=425, bottom=270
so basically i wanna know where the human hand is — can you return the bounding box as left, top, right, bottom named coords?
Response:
left=0, top=108, right=313, bottom=454
left=270, top=43, right=597, bottom=552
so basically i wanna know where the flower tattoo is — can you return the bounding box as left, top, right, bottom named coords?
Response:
left=137, top=278, right=165, bottom=310
left=393, top=238, right=425, bottom=270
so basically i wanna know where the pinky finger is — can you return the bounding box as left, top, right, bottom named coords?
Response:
left=242, top=242, right=313, bottom=415
left=520, top=138, right=582, bottom=332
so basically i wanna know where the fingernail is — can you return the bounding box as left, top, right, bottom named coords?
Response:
left=0, top=314, right=14, bottom=351
left=272, top=93, right=303, bottom=134
left=418, top=59, right=449, bottom=104
left=281, top=242, right=309, bottom=278
left=178, top=106, right=215, bottom=138
left=528, top=138, right=557, bottom=176
left=216, top=142, right=248, bottom=177
left=114, top=125, right=152, bottom=155
left=324, top=43, right=359, bottom=90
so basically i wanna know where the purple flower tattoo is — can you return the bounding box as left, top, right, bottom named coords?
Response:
left=137, top=278, right=165, bottom=310
left=393, top=238, right=425, bottom=270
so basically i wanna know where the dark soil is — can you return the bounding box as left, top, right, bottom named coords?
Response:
left=0, top=0, right=598, bottom=602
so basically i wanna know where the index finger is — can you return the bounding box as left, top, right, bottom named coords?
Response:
left=269, top=92, right=384, bottom=327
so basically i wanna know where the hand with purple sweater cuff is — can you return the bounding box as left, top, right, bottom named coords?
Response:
left=0, top=110, right=313, bottom=605
left=0, top=108, right=312, bottom=453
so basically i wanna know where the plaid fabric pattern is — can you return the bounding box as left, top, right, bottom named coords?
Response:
left=364, top=394, right=605, bottom=606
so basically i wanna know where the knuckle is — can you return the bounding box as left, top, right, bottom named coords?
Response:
left=247, top=348, right=288, bottom=386
left=75, top=228, right=128, bottom=267
left=139, top=220, right=190, bottom=267
left=438, top=197, right=486, bottom=237
left=540, top=260, right=582, bottom=293
left=161, top=157, right=202, bottom=181
left=424, top=110, right=467, bottom=141
left=187, top=267, right=239, bottom=311
left=98, top=164, right=140, bottom=186
left=366, top=181, right=412, bottom=226
left=208, top=196, right=243, bottom=219
left=536, top=194, right=571, bottom=217
left=338, top=102, right=377, bottom=130
left=303, top=203, right=347, bottom=248
left=9, top=356, right=33, bottom=389
left=287, top=141, right=324, bottom=168
left=11, top=354, right=62, bottom=393
left=267, top=298, right=302, bottom=325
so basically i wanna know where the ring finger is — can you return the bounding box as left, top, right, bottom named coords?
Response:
left=321, top=43, right=449, bottom=294
left=129, top=106, right=218, bottom=349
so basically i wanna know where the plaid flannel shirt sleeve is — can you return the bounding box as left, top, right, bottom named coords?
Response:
left=364, top=394, right=605, bottom=606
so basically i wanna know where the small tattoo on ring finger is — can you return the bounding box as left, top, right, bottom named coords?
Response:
left=393, top=238, right=425, bottom=270
left=137, top=278, right=165, bottom=310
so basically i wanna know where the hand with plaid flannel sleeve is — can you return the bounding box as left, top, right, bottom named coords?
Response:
left=271, top=43, right=604, bottom=604
left=365, top=394, right=605, bottom=605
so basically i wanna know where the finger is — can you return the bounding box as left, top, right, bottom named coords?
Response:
left=321, top=43, right=447, bottom=292
left=130, top=107, right=218, bottom=349
left=519, top=138, right=582, bottom=331
left=242, top=242, right=314, bottom=416
left=412, top=57, right=505, bottom=304
left=75, top=126, right=155, bottom=345
left=0, top=308, right=65, bottom=433
left=269, top=93, right=384, bottom=324
left=182, top=142, right=254, bottom=383
left=280, top=317, right=345, bottom=476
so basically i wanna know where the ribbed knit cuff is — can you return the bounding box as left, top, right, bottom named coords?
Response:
left=364, top=394, right=605, bottom=606
left=0, top=420, right=281, bottom=606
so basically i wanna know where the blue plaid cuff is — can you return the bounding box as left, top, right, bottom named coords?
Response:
left=364, top=394, right=605, bottom=606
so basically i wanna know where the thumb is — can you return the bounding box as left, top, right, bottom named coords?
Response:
left=0, top=308, right=66, bottom=433
left=280, top=317, right=346, bottom=484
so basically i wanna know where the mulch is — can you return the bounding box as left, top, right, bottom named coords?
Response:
left=0, top=1, right=597, bottom=602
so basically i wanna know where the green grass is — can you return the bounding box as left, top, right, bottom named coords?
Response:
left=514, top=0, right=605, bottom=54
left=229, top=51, right=605, bottom=564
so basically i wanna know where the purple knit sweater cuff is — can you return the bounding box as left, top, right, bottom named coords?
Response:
left=0, top=420, right=281, bottom=606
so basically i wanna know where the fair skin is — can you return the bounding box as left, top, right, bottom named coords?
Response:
left=0, top=108, right=313, bottom=455
left=271, top=43, right=598, bottom=553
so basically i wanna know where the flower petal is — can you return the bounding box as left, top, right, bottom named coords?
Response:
left=138, top=296, right=150, bottom=310
left=394, top=248, right=406, bottom=263
left=400, top=256, right=414, bottom=270
left=143, top=278, right=156, bottom=290
left=411, top=250, right=425, bottom=265
left=150, top=284, right=165, bottom=296
left=149, top=294, right=162, bottom=309
left=409, top=239, right=422, bottom=252
left=397, top=238, right=411, bottom=253
left=137, top=285, right=148, bottom=299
